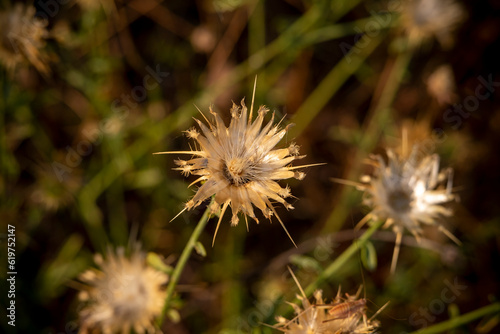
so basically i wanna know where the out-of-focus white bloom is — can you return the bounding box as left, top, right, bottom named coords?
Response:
left=0, top=4, right=50, bottom=75
left=399, top=0, right=466, bottom=48
left=77, top=245, right=168, bottom=334
left=426, top=65, right=458, bottom=105
left=354, top=144, right=460, bottom=273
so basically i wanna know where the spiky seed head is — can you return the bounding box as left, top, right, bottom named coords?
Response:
left=77, top=245, right=168, bottom=334
left=155, top=90, right=318, bottom=246
left=273, top=280, right=380, bottom=334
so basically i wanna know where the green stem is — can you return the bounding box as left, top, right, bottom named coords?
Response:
left=409, top=303, right=500, bottom=334
left=220, top=218, right=246, bottom=329
left=157, top=201, right=213, bottom=326
left=304, top=219, right=384, bottom=296
left=289, top=34, right=383, bottom=138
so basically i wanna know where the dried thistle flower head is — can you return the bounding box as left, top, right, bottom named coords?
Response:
left=272, top=269, right=383, bottom=334
left=399, top=0, right=466, bottom=48
left=77, top=245, right=168, bottom=334
left=351, top=141, right=461, bottom=274
left=0, top=4, right=50, bottom=76
left=155, top=81, right=318, bottom=246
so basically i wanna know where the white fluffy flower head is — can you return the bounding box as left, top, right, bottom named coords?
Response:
left=399, top=0, right=466, bottom=48
left=77, top=245, right=168, bottom=334
left=356, top=144, right=460, bottom=273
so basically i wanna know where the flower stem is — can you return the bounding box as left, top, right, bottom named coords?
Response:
left=157, top=201, right=213, bottom=326
left=409, top=303, right=500, bottom=334
left=304, top=219, right=385, bottom=296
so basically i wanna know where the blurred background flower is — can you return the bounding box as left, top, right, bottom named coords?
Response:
left=398, top=0, right=466, bottom=49
left=0, top=3, right=51, bottom=76
left=77, top=245, right=168, bottom=334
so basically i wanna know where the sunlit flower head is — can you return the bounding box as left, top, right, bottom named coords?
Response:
left=0, top=4, right=50, bottom=76
left=273, top=269, right=382, bottom=334
left=399, top=0, right=466, bottom=48
left=352, top=143, right=460, bottom=273
left=155, top=82, right=317, bottom=246
left=77, top=245, right=168, bottom=334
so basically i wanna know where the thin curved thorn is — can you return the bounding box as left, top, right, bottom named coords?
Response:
left=288, top=266, right=307, bottom=299
left=446, top=168, right=454, bottom=194
left=402, top=126, right=408, bottom=157
left=288, top=162, right=327, bottom=170
left=249, top=75, right=257, bottom=122
left=354, top=214, right=373, bottom=231
left=283, top=303, right=315, bottom=327
left=369, top=301, right=390, bottom=322
left=153, top=151, right=204, bottom=155
left=212, top=201, right=230, bottom=247
left=438, top=225, right=462, bottom=246
left=194, top=104, right=212, bottom=128
left=188, top=176, right=206, bottom=188
left=170, top=206, right=188, bottom=223
left=331, top=177, right=366, bottom=188
left=260, top=322, right=286, bottom=332
left=266, top=198, right=297, bottom=248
